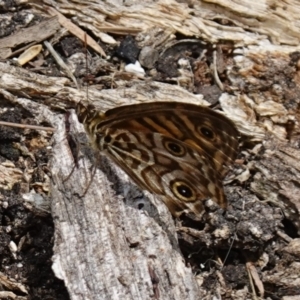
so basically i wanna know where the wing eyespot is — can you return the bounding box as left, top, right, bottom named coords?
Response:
left=199, top=126, right=215, bottom=140
left=163, top=139, right=186, bottom=157
left=170, top=180, right=196, bottom=202
left=104, top=135, right=112, bottom=143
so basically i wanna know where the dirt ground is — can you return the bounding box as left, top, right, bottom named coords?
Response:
left=0, top=106, right=69, bottom=299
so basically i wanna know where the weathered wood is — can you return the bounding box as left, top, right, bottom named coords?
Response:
left=1, top=0, right=300, bottom=298
left=50, top=109, right=201, bottom=300
left=0, top=17, right=60, bottom=59
left=38, top=0, right=300, bottom=46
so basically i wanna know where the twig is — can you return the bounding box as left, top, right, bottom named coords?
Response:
left=46, top=6, right=106, bottom=57
left=212, top=46, right=224, bottom=91
left=0, top=121, right=55, bottom=132
left=44, top=41, right=79, bottom=89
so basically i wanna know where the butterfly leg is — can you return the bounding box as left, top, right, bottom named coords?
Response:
left=77, top=150, right=102, bottom=197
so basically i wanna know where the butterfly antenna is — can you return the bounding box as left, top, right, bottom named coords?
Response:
left=84, top=33, right=89, bottom=102
left=77, top=32, right=102, bottom=197
left=64, top=33, right=90, bottom=183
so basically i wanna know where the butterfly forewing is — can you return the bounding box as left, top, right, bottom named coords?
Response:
left=76, top=101, right=238, bottom=217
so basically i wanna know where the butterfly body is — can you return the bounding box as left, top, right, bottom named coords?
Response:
left=76, top=102, right=238, bottom=217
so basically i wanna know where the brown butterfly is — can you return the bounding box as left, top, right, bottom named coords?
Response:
left=76, top=101, right=239, bottom=218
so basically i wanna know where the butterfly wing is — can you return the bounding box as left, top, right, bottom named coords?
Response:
left=76, top=101, right=238, bottom=217
left=98, top=129, right=226, bottom=217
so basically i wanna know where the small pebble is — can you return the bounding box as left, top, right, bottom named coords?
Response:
left=139, top=46, right=159, bottom=68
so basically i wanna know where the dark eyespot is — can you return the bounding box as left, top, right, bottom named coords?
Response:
left=177, top=184, right=192, bottom=198
left=164, top=140, right=185, bottom=156
left=171, top=180, right=196, bottom=202
left=104, top=135, right=112, bottom=143
left=200, top=126, right=214, bottom=139
left=167, top=142, right=182, bottom=153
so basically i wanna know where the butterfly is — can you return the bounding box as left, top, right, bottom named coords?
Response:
left=76, top=101, right=239, bottom=218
